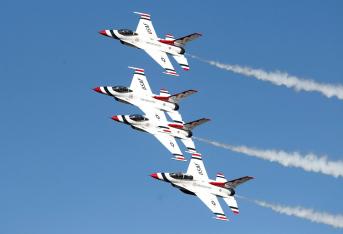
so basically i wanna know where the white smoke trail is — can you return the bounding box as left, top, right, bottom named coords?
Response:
left=188, top=54, right=343, bottom=100
left=194, top=137, right=343, bottom=178
left=250, top=198, right=343, bottom=229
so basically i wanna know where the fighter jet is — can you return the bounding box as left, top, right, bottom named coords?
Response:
left=150, top=152, right=253, bottom=220
left=99, top=12, right=202, bottom=76
left=111, top=112, right=209, bottom=161
left=93, top=66, right=197, bottom=123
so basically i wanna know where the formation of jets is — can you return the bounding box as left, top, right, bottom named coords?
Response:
left=94, top=67, right=208, bottom=161
left=95, top=12, right=253, bottom=221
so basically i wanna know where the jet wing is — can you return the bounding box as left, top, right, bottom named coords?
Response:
left=153, top=133, right=185, bottom=161
left=187, top=153, right=208, bottom=179
left=141, top=106, right=168, bottom=124
left=129, top=67, right=152, bottom=95
left=196, top=192, right=228, bottom=221
left=144, top=48, right=179, bottom=76
left=134, top=12, right=158, bottom=39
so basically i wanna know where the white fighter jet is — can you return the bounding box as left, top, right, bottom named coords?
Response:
left=111, top=113, right=209, bottom=161
left=99, top=12, right=202, bottom=76
left=150, top=152, right=253, bottom=221
left=93, top=66, right=197, bottom=123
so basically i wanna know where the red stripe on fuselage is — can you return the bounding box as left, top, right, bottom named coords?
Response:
left=168, top=123, right=184, bottom=129
left=209, top=181, right=226, bottom=188
left=153, top=96, right=169, bottom=101
left=158, top=39, right=175, bottom=45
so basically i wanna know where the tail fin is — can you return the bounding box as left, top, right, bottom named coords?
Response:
left=169, top=90, right=197, bottom=103
left=174, top=33, right=202, bottom=47
left=225, top=176, right=254, bottom=189
left=223, top=196, right=239, bottom=215
left=183, top=118, right=210, bottom=131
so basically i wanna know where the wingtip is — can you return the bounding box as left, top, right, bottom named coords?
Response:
left=163, top=71, right=179, bottom=77
left=128, top=66, right=144, bottom=71
left=133, top=11, right=151, bottom=17
left=171, top=156, right=187, bottom=162
left=214, top=216, right=229, bottom=221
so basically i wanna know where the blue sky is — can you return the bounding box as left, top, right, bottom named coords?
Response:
left=1, top=0, right=342, bottom=233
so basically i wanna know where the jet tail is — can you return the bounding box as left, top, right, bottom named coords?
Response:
left=224, top=176, right=254, bottom=189
left=183, top=118, right=210, bottom=131
left=169, top=89, right=197, bottom=103
left=154, top=89, right=197, bottom=104
left=174, top=33, right=202, bottom=47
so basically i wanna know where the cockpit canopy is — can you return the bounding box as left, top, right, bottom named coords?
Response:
left=170, top=173, right=193, bottom=180
left=118, top=29, right=137, bottom=36
left=112, top=86, right=132, bottom=93
left=129, top=114, right=149, bottom=122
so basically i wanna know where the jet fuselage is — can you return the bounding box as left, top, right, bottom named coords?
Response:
left=112, top=114, right=191, bottom=139
left=151, top=172, right=235, bottom=198
left=94, top=86, right=179, bottom=114
left=99, top=29, right=185, bottom=56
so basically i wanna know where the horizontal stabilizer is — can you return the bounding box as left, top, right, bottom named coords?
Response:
left=172, top=54, right=189, bottom=71
left=223, top=196, right=239, bottom=215
left=184, top=118, right=210, bottom=131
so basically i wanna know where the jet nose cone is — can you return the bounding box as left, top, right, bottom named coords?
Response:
left=150, top=173, right=158, bottom=179
left=111, top=115, right=119, bottom=122
left=93, top=87, right=102, bottom=93
left=99, top=30, right=108, bottom=36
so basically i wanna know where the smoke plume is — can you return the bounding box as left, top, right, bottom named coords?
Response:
left=194, top=137, right=343, bottom=178
left=189, top=55, right=343, bottom=101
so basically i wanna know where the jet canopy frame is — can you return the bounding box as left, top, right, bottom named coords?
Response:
left=118, top=29, right=138, bottom=36
left=170, top=172, right=193, bottom=180
left=129, top=114, right=149, bottom=122
left=112, top=86, right=133, bottom=93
